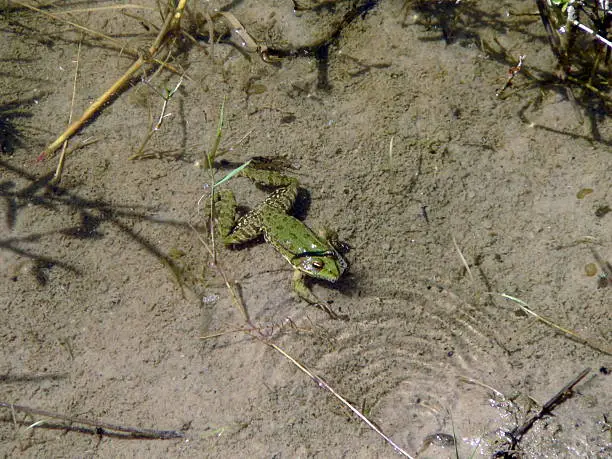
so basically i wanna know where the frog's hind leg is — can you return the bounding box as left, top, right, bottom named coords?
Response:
left=213, top=190, right=262, bottom=244
left=259, top=184, right=298, bottom=214
left=212, top=190, right=238, bottom=239
left=227, top=209, right=264, bottom=244
left=241, top=167, right=299, bottom=214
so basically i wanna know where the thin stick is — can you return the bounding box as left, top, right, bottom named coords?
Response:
left=494, top=293, right=612, bottom=356
left=387, top=135, right=394, bottom=168
left=203, top=97, right=226, bottom=169
left=0, top=402, right=184, bottom=439
left=458, top=375, right=507, bottom=399
left=38, top=0, right=188, bottom=160
left=452, top=236, right=473, bottom=282
left=52, top=4, right=156, bottom=15
left=570, top=19, right=612, bottom=49
left=129, top=75, right=185, bottom=160
left=51, top=37, right=83, bottom=184
left=263, top=340, right=414, bottom=458
left=496, top=54, right=525, bottom=98
left=217, top=12, right=259, bottom=54
left=189, top=222, right=250, bottom=322
left=205, top=98, right=227, bottom=265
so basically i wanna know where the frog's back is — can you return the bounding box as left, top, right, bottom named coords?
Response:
left=260, top=210, right=330, bottom=256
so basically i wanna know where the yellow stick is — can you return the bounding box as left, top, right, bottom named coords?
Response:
left=39, top=0, right=188, bottom=160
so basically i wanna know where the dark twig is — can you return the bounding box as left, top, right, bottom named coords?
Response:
left=494, top=368, right=591, bottom=457
left=496, top=55, right=525, bottom=97
left=0, top=402, right=185, bottom=440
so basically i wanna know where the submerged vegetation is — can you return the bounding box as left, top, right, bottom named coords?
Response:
left=535, top=0, right=611, bottom=104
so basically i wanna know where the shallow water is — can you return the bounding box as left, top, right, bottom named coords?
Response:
left=1, top=0, right=610, bottom=457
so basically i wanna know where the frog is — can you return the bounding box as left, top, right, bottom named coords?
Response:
left=212, top=159, right=347, bottom=318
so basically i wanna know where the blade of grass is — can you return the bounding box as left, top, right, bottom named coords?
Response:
left=493, top=293, right=612, bottom=356
left=213, top=160, right=252, bottom=188
left=452, top=236, right=473, bottom=282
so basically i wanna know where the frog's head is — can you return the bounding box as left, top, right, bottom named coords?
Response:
left=292, top=250, right=347, bottom=282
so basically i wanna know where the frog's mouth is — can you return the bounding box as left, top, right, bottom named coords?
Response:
left=292, top=250, right=339, bottom=260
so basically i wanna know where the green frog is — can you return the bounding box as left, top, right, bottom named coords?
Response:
left=212, top=160, right=347, bottom=317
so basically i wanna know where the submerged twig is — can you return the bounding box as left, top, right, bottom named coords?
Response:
left=190, top=222, right=249, bottom=322
left=12, top=0, right=140, bottom=56
left=0, top=401, right=185, bottom=439
left=130, top=75, right=185, bottom=160
left=494, top=368, right=591, bottom=456
left=496, top=54, right=525, bottom=98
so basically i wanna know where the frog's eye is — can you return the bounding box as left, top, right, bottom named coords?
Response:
left=311, top=260, right=325, bottom=270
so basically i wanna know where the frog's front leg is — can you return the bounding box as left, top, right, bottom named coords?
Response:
left=291, top=269, right=345, bottom=320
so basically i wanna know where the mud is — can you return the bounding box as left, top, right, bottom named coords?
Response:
left=1, top=1, right=610, bottom=457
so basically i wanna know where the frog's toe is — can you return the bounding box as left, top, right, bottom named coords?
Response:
left=314, top=301, right=348, bottom=321
left=291, top=270, right=346, bottom=319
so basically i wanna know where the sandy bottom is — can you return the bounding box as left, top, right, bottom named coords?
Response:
left=1, top=0, right=610, bottom=457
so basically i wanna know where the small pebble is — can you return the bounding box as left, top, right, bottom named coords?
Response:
left=584, top=263, right=597, bottom=277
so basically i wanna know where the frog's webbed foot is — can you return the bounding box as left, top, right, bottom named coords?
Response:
left=292, top=270, right=347, bottom=320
